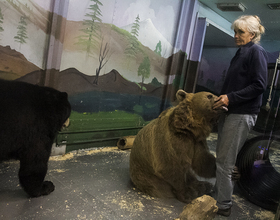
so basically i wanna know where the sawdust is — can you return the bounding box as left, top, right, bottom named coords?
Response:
left=50, top=152, right=75, bottom=161
left=232, top=195, right=250, bottom=215
left=232, top=195, right=274, bottom=219
left=253, top=210, right=275, bottom=219
left=99, top=189, right=178, bottom=219
left=141, top=193, right=156, bottom=201
left=112, top=198, right=145, bottom=212
left=99, top=189, right=147, bottom=219
left=49, top=169, right=68, bottom=173
left=153, top=205, right=174, bottom=215
left=104, top=190, right=145, bottom=212
left=86, top=147, right=118, bottom=155
left=49, top=147, right=119, bottom=161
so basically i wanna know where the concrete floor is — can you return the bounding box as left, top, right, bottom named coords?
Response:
left=0, top=133, right=277, bottom=220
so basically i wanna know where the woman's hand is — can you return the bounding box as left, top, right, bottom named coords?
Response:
left=213, top=95, right=229, bottom=110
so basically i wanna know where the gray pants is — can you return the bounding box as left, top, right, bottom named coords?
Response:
left=213, top=113, right=257, bottom=209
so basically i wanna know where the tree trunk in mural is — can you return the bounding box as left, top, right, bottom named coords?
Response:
left=93, top=40, right=110, bottom=85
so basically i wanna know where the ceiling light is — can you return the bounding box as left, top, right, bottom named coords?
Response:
left=217, top=3, right=247, bottom=12
left=267, top=3, right=280, bottom=10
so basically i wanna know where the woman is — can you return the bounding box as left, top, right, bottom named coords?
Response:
left=212, top=15, right=268, bottom=217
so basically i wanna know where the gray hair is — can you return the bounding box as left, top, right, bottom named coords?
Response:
left=232, top=15, right=265, bottom=44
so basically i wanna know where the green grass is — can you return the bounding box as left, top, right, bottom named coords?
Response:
left=57, top=110, right=149, bottom=149
left=111, top=24, right=131, bottom=37
left=63, top=110, right=148, bottom=132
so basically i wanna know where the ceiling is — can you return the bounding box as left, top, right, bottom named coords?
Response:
left=198, top=0, right=280, bottom=47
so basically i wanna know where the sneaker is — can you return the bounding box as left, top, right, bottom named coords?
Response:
left=217, top=207, right=231, bottom=217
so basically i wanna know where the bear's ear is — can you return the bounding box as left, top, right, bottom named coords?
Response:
left=176, top=90, right=193, bottom=102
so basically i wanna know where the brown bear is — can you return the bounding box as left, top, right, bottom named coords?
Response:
left=130, top=90, right=227, bottom=203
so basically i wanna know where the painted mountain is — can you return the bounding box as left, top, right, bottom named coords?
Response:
left=0, top=41, right=184, bottom=102
left=60, top=20, right=170, bottom=85
left=0, top=45, right=40, bottom=80
left=18, top=67, right=164, bottom=97
left=0, top=0, right=52, bottom=69
left=121, top=18, right=173, bottom=58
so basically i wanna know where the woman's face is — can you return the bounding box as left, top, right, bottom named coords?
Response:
left=234, top=26, right=255, bottom=46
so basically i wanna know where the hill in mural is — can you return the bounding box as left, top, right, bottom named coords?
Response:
left=57, top=68, right=143, bottom=95
left=0, top=45, right=40, bottom=80
left=121, top=18, right=173, bottom=58
left=61, top=21, right=170, bottom=84
left=17, top=67, right=165, bottom=98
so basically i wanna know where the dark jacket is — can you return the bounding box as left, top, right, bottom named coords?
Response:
left=221, top=41, right=268, bottom=114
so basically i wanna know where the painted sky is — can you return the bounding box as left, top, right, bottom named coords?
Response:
left=65, top=0, right=181, bottom=44
left=33, top=0, right=181, bottom=44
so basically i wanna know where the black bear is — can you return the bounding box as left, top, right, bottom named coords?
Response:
left=0, top=79, right=71, bottom=197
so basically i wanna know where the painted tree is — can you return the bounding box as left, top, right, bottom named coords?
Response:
left=131, top=14, right=140, bottom=38
left=93, top=39, right=110, bottom=84
left=138, top=56, right=150, bottom=92
left=76, top=0, right=103, bottom=56
left=154, top=40, right=162, bottom=56
left=14, top=16, right=28, bottom=49
left=125, top=14, right=140, bottom=59
left=151, top=77, right=161, bottom=87
left=0, top=7, right=4, bottom=38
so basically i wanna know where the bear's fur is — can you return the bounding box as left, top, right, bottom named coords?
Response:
left=130, top=90, right=225, bottom=203
left=0, top=79, right=71, bottom=197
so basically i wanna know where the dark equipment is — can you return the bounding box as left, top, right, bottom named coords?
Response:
left=236, top=53, right=280, bottom=212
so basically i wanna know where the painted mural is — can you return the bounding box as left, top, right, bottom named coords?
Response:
left=0, top=0, right=200, bottom=149
left=0, top=0, right=51, bottom=79
left=58, top=0, right=182, bottom=122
